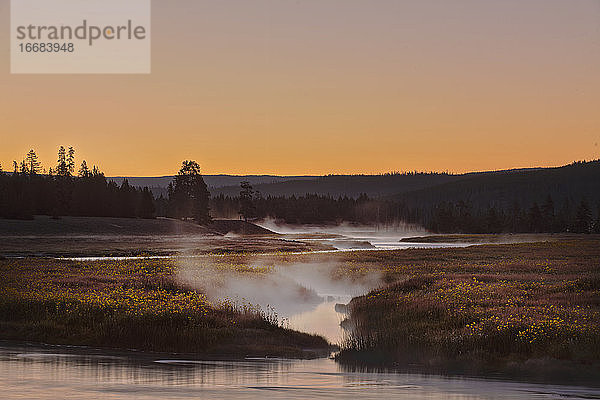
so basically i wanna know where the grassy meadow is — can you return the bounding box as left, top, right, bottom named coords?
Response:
left=0, top=257, right=328, bottom=358
left=333, top=238, right=600, bottom=381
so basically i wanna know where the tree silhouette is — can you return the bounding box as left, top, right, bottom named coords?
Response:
left=138, top=187, right=156, bottom=219
left=528, top=202, right=543, bottom=232
left=19, top=160, right=28, bottom=174
left=56, top=146, right=68, bottom=176
left=239, top=181, right=256, bottom=221
left=540, top=195, right=555, bottom=232
left=25, top=150, right=41, bottom=175
left=168, top=161, right=211, bottom=224
left=67, top=147, right=75, bottom=176
left=78, top=161, right=90, bottom=178
left=574, top=200, right=592, bottom=233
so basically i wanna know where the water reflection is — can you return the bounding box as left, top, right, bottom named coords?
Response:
left=1, top=344, right=599, bottom=399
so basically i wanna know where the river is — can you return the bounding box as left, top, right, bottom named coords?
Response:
left=1, top=344, right=598, bottom=399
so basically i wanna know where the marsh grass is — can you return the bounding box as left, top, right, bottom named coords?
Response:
left=0, top=258, right=328, bottom=357
left=335, top=239, right=600, bottom=377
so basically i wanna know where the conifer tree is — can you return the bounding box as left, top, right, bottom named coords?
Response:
left=25, top=149, right=41, bottom=175
left=67, top=147, right=75, bottom=176
left=78, top=160, right=90, bottom=177
left=168, top=161, right=211, bottom=224
left=56, top=146, right=68, bottom=176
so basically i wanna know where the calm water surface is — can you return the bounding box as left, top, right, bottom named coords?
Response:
left=1, top=345, right=599, bottom=399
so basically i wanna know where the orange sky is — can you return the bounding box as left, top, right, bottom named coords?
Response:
left=1, top=0, right=599, bottom=176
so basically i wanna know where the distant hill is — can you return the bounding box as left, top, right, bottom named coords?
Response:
left=108, top=175, right=318, bottom=197
left=111, top=168, right=545, bottom=199
left=209, top=173, right=463, bottom=198
left=398, top=161, right=600, bottom=210
left=108, top=163, right=597, bottom=206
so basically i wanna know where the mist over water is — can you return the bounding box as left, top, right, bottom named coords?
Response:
left=176, top=256, right=382, bottom=343
left=256, top=219, right=432, bottom=251
left=173, top=221, right=472, bottom=343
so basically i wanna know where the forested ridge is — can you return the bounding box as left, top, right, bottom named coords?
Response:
left=210, top=160, right=600, bottom=233
left=1, top=148, right=599, bottom=233
left=397, top=160, right=600, bottom=233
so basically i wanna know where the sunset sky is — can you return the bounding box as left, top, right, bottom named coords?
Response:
left=1, top=0, right=599, bottom=176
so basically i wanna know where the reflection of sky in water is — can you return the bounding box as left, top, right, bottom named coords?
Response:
left=287, top=297, right=352, bottom=344
left=1, top=345, right=598, bottom=400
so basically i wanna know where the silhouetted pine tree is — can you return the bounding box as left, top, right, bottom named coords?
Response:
left=167, top=161, right=211, bottom=224
left=138, top=187, right=156, bottom=219
left=573, top=200, right=592, bottom=233
left=25, top=150, right=41, bottom=175
left=239, top=181, right=256, bottom=221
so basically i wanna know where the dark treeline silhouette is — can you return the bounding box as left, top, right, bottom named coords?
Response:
left=0, top=150, right=213, bottom=224
left=210, top=161, right=600, bottom=233
left=163, top=160, right=211, bottom=224
left=210, top=192, right=417, bottom=225
left=2, top=148, right=599, bottom=234
left=210, top=192, right=600, bottom=233
left=0, top=148, right=155, bottom=220
left=399, top=160, right=600, bottom=234
left=210, top=171, right=459, bottom=198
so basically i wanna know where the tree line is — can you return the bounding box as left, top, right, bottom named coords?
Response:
left=2, top=149, right=599, bottom=234
left=209, top=190, right=600, bottom=234
left=0, top=148, right=155, bottom=220
left=1, top=148, right=214, bottom=223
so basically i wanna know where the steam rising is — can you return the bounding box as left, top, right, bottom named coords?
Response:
left=175, top=255, right=382, bottom=342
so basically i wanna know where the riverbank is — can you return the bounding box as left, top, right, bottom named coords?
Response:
left=0, top=216, right=333, bottom=257
left=334, top=238, right=600, bottom=384
left=398, top=233, right=595, bottom=243
left=0, top=257, right=330, bottom=358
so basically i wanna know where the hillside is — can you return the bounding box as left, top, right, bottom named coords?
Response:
left=210, top=172, right=465, bottom=198
left=395, top=160, right=600, bottom=232
left=398, top=161, right=600, bottom=210
left=111, top=168, right=549, bottom=199
left=109, top=175, right=318, bottom=197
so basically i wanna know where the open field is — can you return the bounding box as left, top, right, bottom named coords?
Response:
left=0, top=257, right=329, bottom=358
